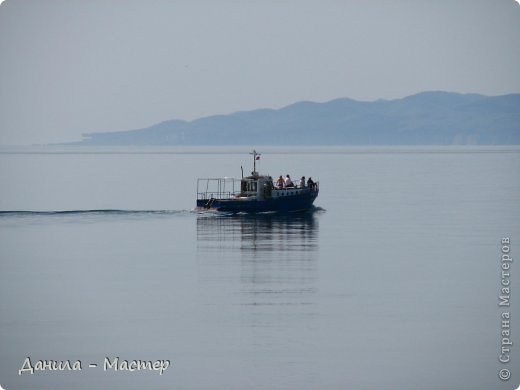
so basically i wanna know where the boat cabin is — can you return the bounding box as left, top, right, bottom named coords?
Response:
left=239, top=173, right=273, bottom=200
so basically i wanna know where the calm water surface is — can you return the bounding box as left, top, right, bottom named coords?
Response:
left=0, top=146, right=519, bottom=389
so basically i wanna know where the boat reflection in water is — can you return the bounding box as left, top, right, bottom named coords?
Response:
left=196, top=211, right=321, bottom=333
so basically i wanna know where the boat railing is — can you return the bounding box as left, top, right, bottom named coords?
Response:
left=197, top=178, right=242, bottom=200
left=272, top=181, right=319, bottom=191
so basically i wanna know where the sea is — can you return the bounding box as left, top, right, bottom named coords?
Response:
left=0, top=146, right=519, bottom=390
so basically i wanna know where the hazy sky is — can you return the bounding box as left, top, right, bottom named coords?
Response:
left=0, top=0, right=519, bottom=145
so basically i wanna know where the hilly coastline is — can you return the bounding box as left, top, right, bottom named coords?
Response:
left=75, top=91, right=520, bottom=145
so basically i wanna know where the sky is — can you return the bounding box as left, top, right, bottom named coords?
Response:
left=0, top=0, right=519, bottom=145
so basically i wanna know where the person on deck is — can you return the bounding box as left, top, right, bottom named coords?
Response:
left=307, top=177, right=315, bottom=190
left=284, top=175, right=294, bottom=188
left=300, top=176, right=306, bottom=188
left=276, top=175, right=285, bottom=188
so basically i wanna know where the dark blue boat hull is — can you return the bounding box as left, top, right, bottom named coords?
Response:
left=196, top=190, right=319, bottom=213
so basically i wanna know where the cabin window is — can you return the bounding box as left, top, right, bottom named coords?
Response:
left=241, top=180, right=257, bottom=193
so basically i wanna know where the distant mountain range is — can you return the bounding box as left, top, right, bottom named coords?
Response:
left=75, top=91, right=520, bottom=145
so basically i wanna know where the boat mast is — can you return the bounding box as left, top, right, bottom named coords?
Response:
left=250, top=150, right=260, bottom=175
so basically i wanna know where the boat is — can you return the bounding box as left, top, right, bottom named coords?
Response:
left=196, top=150, right=319, bottom=213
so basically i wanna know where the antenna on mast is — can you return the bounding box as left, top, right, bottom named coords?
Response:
left=249, top=150, right=261, bottom=175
